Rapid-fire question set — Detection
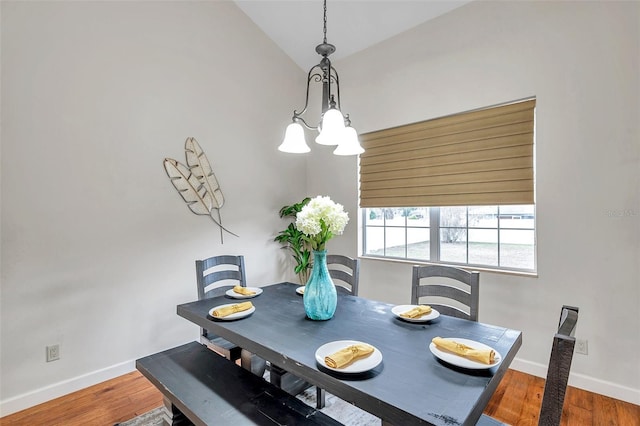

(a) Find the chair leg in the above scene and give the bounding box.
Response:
[316,386,326,409]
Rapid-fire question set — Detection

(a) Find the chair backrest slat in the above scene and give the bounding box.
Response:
[416,283,472,305]
[202,270,243,287]
[326,254,359,296]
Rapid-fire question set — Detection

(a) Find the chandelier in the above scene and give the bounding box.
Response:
[278,0,364,156]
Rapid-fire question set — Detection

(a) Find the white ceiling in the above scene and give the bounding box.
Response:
[234,0,473,70]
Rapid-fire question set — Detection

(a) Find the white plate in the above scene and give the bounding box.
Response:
[315,340,383,373]
[225,287,263,299]
[391,305,440,322]
[208,303,256,321]
[296,286,305,295]
[429,338,502,369]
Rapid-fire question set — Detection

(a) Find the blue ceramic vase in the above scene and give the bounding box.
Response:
[303,250,337,320]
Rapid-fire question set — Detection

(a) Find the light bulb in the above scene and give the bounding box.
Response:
[333,126,364,156]
[278,122,310,153]
[315,108,346,146]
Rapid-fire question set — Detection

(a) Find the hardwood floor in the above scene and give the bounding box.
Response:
[0,371,163,426]
[484,370,640,425]
[2,369,638,425]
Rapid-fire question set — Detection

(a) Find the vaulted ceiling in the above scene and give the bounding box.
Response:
[234,0,473,70]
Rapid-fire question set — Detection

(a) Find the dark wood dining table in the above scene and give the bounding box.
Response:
[177,282,522,426]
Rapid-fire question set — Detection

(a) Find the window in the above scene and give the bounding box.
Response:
[362,205,535,272]
[358,98,536,273]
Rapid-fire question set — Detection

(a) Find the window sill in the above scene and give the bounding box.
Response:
[359,255,539,278]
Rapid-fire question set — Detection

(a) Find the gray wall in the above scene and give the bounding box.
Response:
[316,0,640,404]
[1,1,308,414]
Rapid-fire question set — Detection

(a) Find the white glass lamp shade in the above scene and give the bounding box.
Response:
[315,108,346,146]
[278,122,310,153]
[333,126,364,156]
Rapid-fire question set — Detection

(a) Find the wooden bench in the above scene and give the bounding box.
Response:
[136,341,343,425]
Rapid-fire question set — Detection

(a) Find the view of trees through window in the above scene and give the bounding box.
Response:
[363,205,536,272]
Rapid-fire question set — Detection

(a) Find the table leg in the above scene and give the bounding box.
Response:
[162,396,190,425]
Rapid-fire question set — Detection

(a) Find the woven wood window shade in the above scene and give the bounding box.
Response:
[359,99,535,208]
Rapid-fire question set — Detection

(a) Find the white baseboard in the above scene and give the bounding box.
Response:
[510,357,640,406]
[0,360,136,417]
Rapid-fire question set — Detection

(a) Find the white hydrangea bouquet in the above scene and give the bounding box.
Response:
[295,196,349,251]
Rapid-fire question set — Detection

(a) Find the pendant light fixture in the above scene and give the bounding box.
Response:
[278,0,364,156]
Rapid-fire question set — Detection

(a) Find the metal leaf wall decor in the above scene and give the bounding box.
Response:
[163,137,237,243]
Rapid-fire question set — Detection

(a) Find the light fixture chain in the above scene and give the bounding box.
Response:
[323,0,327,44]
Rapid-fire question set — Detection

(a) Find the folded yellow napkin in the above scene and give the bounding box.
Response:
[212,302,253,318]
[233,285,256,295]
[400,305,432,318]
[324,344,374,369]
[432,337,495,364]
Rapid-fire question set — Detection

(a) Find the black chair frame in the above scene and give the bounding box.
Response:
[411,264,480,321]
[196,255,247,361]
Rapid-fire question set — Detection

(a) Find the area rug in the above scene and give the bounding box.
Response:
[114,407,165,426]
[116,387,380,425]
[297,386,380,425]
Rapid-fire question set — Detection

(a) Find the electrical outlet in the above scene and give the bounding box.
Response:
[575,339,588,355]
[46,344,60,362]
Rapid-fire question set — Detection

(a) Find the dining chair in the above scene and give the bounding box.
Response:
[477,305,579,426]
[411,264,480,321]
[196,255,266,376]
[327,254,360,296]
